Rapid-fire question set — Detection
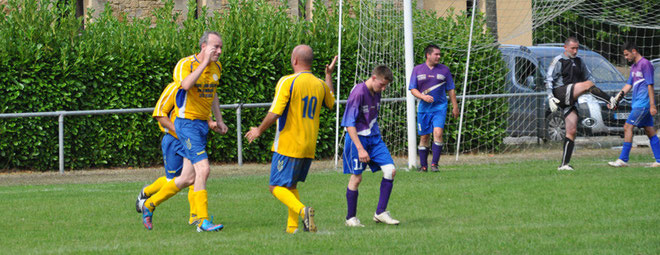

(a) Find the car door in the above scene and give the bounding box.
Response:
[507,53,541,136]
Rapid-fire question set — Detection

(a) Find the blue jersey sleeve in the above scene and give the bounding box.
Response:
[341,88,362,128]
[408,69,418,90]
[445,72,455,91]
[643,62,654,86]
[627,74,633,86]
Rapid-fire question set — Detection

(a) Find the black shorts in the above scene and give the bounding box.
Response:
[552,84,577,116]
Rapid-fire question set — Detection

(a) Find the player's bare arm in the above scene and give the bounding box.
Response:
[346,126,370,163]
[212,93,228,134]
[325,56,338,92]
[448,89,459,118]
[180,46,215,91]
[245,112,280,143]
[410,88,434,103]
[154,116,175,132]
[207,119,218,131]
[649,85,657,115]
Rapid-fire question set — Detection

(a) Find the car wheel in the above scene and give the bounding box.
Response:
[545,111,565,141]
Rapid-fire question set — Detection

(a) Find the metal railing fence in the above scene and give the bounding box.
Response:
[0,92,547,173]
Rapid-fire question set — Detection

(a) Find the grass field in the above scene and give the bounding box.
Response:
[1,152,660,254]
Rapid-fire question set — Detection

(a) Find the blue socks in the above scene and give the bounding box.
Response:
[619,142,632,162]
[650,135,660,163]
[376,178,393,215]
[432,142,443,165]
[418,146,428,169]
[619,136,660,163]
[346,188,358,220]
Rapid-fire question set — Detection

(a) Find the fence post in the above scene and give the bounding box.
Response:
[236,104,243,166]
[58,113,64,174]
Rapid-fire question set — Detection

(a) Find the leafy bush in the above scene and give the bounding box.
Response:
[0,0,504,170]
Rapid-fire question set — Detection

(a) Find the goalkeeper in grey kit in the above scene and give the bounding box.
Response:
[545,37,620,171]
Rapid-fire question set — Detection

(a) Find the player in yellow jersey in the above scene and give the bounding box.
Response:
[135,82,221,227]
[141,31,228,232]
[245,45,337,234]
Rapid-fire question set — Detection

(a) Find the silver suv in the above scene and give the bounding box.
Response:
[499,44,659,141]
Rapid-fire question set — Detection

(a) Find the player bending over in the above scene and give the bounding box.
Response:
[342,65,400,227]
[608,42,660,167]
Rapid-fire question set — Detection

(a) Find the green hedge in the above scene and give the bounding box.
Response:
[0,0,506,170]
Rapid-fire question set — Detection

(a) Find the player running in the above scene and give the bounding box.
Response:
[141,31,228,232]
[245,45,337,234]
[135,81,222,227]
[343,65,400,227]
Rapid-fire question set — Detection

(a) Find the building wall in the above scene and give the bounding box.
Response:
[493,0,532,46]
[83,0,226,22]
[418,0,533,46]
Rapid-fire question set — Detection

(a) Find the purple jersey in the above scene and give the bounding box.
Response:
[408,63,455,112]
[341,82,381,136]
[627,57,655,109]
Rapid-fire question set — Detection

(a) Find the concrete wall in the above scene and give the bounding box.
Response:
[418,0,533,46]
[80,0,313,22]
[83,0,227,22]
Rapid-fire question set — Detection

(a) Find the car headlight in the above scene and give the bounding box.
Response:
[577,94,598,104]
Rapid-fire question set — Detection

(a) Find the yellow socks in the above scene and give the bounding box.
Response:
[144,178,181,211]
[272,186,305,216]
[285,188,301,234]
[143,176,167,197]
[188,185,196,223]
[194,189,209,220]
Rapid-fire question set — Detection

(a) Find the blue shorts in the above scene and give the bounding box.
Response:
[269,152,312,187]
[174,117,209,164]
[161,134,184,179]
[626,108,654,127]
[417,105,448,136]
[343,134,394,175]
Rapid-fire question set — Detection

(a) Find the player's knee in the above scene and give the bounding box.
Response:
[646,129,657,138]
[566,127,577,136]
[420,134,430,141]
[381,164,395,180]
[179,175,194,186]
[433,128,443,139]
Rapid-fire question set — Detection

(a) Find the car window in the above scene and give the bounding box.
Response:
[581,56,625,83]
[539,55,624,83]
[514,57,537,89]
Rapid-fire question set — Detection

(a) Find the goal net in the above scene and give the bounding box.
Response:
[337,0,660,167]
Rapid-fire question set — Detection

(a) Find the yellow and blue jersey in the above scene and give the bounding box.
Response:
[269,71,335,158]
[153,82,181,139]
[173,55,222,121]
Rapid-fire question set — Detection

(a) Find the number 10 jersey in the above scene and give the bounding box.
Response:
[269,71,335,158]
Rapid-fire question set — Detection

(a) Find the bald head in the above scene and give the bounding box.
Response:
[291,45,314,69]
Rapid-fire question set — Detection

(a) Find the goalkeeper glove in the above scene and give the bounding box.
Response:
[609,91,624,110]
[548,97,560,113]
